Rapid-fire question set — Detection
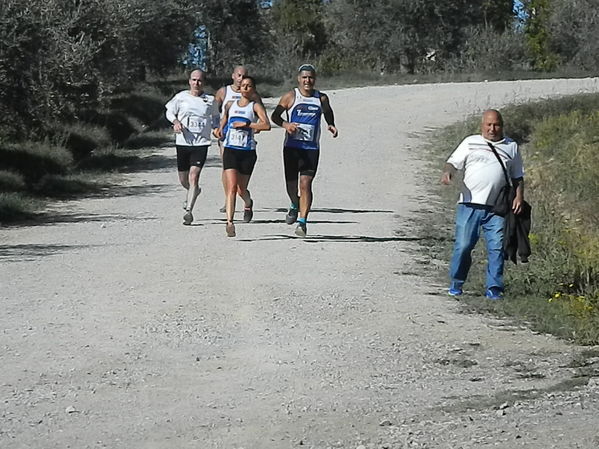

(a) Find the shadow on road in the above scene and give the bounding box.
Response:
[0,243,103,262]
[236,234,424,243]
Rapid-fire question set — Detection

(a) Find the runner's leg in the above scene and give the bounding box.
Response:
[283,147,299,205]
[224,168,238,224]
[298,174,314,220]
[186,165,202,212]
[219,142,227,212]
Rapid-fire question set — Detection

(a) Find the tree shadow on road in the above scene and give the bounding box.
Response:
[0,243,105,262]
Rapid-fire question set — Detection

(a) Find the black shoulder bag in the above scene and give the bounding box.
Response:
[486,142,513,217]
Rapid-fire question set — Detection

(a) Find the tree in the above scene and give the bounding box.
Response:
[192,0,272,74]
[520,0,559,71]
[323,0,515,74]
[271,0,327,59]
[546,0,599,70]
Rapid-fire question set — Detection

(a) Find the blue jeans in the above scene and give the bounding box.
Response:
[449,203,505,292]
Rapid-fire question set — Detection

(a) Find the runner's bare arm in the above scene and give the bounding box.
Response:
[252,103,271,132]
[215,101,232,139]
[215,86,226,112]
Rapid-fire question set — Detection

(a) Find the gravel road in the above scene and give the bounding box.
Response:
[2,78,599,449]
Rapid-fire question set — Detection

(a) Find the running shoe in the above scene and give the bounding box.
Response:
[286,207,298,225]
[448,287,463,297]
[243,199,254,223]
[226,222,236,237]
[183,210,193,225]
[485,288,503,300]
[295,221,307,237]
[219,205,226,213]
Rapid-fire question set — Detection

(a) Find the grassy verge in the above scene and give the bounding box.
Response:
[422,93,599,344]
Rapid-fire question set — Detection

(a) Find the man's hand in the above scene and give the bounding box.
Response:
[173,120,183,133]
[441,163,456,185]
[328,125,338,138]
[512,177,524,215]
[512,197,523,215]
[440,171,452,185]
[283,122,298,135]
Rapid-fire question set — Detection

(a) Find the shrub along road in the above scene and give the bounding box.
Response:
[2,78,599,449]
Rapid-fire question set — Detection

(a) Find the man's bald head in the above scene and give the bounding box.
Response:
[232,66,248,88]
[481,109,504,142]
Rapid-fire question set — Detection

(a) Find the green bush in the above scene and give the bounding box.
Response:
[0,170,26,192]
[54,122,113,160]
[78,110,138,143]
[451,26,530,73]
[0,141,73,183]
[0,192,36,222]
[33,174,101,197]
[110,92,170,126]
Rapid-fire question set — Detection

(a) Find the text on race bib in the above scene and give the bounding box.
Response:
[228,128,250,147]
[293,123,315,141]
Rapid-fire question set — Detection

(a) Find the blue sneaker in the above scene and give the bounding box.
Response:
[485,288,503,300]
[448,287,463,297]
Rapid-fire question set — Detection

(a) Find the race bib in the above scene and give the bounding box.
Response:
[228,128,250,148]
[293,123,315,141]
[187,117,206,133]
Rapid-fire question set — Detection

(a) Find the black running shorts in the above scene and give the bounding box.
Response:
[222,147,257,176]
[283,146,320,181]
[176,145,208,172]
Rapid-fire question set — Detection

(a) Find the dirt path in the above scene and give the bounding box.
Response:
[2,79,599,449]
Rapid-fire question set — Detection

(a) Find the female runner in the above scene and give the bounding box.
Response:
[216,76,271,237]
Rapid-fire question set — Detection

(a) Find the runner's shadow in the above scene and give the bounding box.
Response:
[237,234,423,243]
[269,207,394,214]
[250,219,358,225]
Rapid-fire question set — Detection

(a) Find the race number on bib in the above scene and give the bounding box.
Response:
[293,123,315,141]
[228,128,250,148]
[187,117,206,133]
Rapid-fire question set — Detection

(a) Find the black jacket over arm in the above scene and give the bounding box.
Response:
[503,201,532,264]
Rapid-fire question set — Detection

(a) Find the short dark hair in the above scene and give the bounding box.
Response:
[297,63,316,74]
[241,75,256,86]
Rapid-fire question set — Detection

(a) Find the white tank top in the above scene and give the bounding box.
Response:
[221,85,242,118]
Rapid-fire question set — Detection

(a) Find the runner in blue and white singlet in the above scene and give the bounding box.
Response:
[223,100,256,151]
[216,76,271,238]
[215,66,264,213]
[283,88,323,151]
[271,64,339,238]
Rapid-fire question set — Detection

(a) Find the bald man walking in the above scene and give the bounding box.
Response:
[441,109,524,300]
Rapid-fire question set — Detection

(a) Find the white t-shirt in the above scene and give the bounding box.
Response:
[447,134,524,206]
[165,90,219,146]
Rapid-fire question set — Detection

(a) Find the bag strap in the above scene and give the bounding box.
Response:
[486,141,511,186]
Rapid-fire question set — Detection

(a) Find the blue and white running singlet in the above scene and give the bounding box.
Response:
[223,100,256,151]
[284,88,322,151]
